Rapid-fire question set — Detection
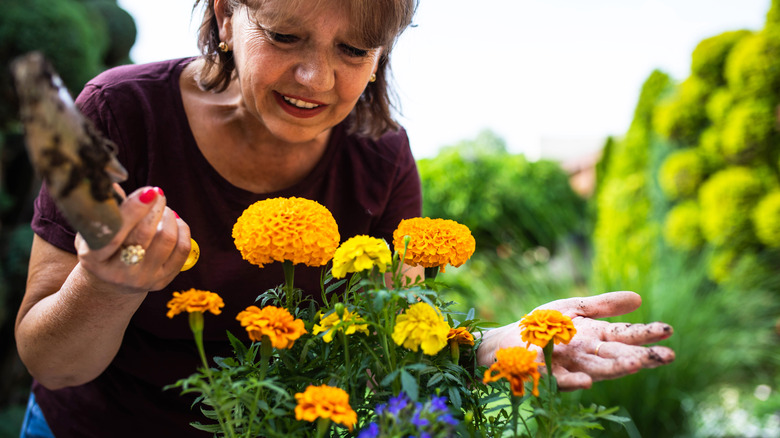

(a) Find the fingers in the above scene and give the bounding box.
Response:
[594,341,675,368]
[552,366,592,391]
[540,291,642,319]
[599,321,674,345]
[75,186,190,292]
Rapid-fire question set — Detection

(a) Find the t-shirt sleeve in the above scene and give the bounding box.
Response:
[370,131,423,243]
[29,83,112,253]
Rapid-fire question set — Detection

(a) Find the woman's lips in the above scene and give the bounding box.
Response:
[273,92,328,118]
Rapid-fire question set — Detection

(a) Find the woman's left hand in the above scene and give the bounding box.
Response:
[476,291,675,391]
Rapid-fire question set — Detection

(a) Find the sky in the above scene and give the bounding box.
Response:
[117,0,772,161]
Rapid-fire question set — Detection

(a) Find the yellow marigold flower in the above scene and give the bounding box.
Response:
[392,302,450,355]
[448,327,475,346]
[392,217,475,272]
[232,197,340,268]
[331,235,392,278]
[294,384,357,432]
[312,309,369,343]
[519,309,577,349]
[166,289,224,318]
[483,346,543,397]
[235,305,307,349]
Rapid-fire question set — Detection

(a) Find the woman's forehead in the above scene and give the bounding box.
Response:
[246,0,392,47]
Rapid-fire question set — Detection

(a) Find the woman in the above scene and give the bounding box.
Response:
[16,0,674,436]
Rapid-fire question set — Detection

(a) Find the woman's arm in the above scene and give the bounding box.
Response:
[15,187,191,389]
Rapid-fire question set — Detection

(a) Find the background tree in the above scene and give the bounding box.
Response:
[0,1,136,433]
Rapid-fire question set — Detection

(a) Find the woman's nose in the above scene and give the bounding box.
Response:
[295,51,335,92]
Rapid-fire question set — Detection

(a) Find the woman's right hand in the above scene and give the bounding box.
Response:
[74,185,192,294]
[16,185,191,389]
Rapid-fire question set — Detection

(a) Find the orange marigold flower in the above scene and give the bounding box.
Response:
[236,305,307,349]
[519,309,577,349]
[447,327,475,346]
[166,289,224,318]
[392,217,475,272]
[483,346,544,397]
[232,197,340,268]
[294,384,357,432]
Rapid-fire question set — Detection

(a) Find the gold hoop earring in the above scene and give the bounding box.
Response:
[218,41,230,52]
[369,73,377,83]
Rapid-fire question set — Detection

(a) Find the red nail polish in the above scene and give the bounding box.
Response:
[173,210,180,219]
[155,187,165,197]
[139,188,157,204]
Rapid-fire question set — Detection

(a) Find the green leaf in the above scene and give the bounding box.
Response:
[400,370,418,401]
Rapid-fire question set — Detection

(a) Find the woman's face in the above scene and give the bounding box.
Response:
[217,0,382,144]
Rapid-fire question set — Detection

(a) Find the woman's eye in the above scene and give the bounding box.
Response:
[268,32,299,44]
[340,44,369,58]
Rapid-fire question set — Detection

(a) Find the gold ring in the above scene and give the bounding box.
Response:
[120,244,145,265]
[594,341,605,357]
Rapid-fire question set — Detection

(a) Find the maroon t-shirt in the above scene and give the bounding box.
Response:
[30,58,422,437]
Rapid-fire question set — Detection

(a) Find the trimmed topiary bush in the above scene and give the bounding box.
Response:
[653,76,711,146]
[658,149,707,200]
[753,190,780,247]
[725,27,780,102]
[691,30,752,87]
[720,98,777,164]
[663,201,704,250]
[699,167,765,247]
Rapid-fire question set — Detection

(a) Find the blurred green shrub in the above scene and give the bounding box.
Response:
[725,27,780,102]
[753,190,780,247]
[698,166,765,247]
[720,98,777,164]
[659,149,706,200]
[663,200,703,251]
[691,30,752,87]
[418,129,586,256]
[654,76,710,146]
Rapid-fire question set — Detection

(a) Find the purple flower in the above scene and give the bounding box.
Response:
[357,422,379,438]
[387,393,410,415]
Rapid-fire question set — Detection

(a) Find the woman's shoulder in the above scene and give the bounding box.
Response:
[85,57,195,90]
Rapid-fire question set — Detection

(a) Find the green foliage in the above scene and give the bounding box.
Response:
[698,166,765,247]
[418,130,586,256]
[0,0,137,128]
[725,27,780,103]
[691,30,752,87]
[663,201,703,251]
[658,149,706,200]
[720,98,777,164]
[580,248,780,437]
[76,0,138,66]
[753,190,780,247]
[704,87,733,125]
[653,77,711,146]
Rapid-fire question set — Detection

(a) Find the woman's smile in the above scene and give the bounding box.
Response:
[273,91,328,118]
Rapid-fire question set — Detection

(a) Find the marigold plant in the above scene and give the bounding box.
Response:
[391,302,450,355]
[236,305,307,349]
[312,308,369,343]
[331,235,392,279]
[166,289,224,318]
[447,327,475,346]
[294,384,357,432]
[392,217,475,272]
[232,197,340,268]
[483,346,544,397]
[519,309,577,349]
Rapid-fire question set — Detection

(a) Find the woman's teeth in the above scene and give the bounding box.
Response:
[283,96,320,109]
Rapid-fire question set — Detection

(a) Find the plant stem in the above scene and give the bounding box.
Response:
[283,260,295,312]
[189,311,237,438]
[511,394,520,437]
[260,336,272,381]
[543,343,555,438]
